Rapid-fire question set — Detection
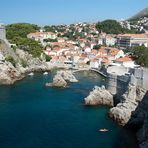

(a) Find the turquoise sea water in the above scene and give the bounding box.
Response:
[0,71,137,148]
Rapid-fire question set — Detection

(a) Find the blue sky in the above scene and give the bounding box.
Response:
[0,0,147,25]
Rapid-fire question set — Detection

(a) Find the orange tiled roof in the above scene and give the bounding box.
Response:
[118,34,147,38]
[101,58,110,64]
[115,56,134,62]
[52,56,59,61]
[91,49,98,54]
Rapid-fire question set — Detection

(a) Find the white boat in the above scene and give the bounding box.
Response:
[98,128,109,132]
[43,72,48,75]
[28,72,34,76]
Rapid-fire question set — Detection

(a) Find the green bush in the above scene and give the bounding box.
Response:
[45,55,52,62]
[5,56,16,67]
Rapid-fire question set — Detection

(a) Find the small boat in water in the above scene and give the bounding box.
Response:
[99,128,109,132]
[28,72,34,76]
[43,72,48,75]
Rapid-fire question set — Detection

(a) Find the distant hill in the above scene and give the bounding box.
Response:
[128,7,148,21]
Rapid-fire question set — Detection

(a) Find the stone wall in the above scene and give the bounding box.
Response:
[133,68,148,90]
[106,67,148,98]
[106,73,130,98]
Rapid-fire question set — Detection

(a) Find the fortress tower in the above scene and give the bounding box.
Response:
[0,24,6,41]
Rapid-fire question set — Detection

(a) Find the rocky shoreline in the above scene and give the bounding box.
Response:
[0,44,54,85]
[84,85,114,106]
[0,40,148,147]
[46,70,78,87]
[84,82,148,148]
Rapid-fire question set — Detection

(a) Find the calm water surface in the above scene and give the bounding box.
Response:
[0,71,137,148]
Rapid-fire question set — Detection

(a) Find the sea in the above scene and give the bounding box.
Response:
[0,71,138,148]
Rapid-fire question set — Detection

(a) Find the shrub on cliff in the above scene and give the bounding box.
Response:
[5,56,16,67]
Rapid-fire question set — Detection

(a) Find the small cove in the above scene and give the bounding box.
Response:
[0,71,138,148]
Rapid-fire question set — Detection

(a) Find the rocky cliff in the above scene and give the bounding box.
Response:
[126,90,148,148]
[83,75,148,147]
[109,84,146,126]
[0,41,52,85]
[84,85,114,106]
[46,70,78,87]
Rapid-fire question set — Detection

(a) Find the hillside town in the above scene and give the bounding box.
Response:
[26,21,148,70]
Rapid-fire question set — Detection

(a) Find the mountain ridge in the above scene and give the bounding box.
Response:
[128,7,148,21]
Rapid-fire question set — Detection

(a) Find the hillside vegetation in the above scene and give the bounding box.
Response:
[6,23,43,57]
[96,20,141,34]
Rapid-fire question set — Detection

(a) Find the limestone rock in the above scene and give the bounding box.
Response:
[0,62,23,85]
[46,70,78,88]
[56,71,78,83]
[84,86,114,106]
[109,84,146,126]
[46,75,67,88]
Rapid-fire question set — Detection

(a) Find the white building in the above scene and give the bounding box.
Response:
[114,56,135,68]
[103,36,116,46]
[27,32,57,41]
[117,34,148,48]
[115,50,125,59]
[84,46,91,53]
[90,60,100,68]
[98,38,103,45]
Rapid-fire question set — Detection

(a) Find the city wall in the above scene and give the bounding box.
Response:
[106,66,148,100]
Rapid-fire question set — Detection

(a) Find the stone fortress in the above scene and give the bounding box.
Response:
[106,66,148,97]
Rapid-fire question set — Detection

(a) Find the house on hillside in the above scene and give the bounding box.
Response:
[113,56,135,68]
[103,36,116,46]
[90,59,101,68]
[27,32,57,41]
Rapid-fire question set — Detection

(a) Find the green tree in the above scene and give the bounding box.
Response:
[6,23,40,41]
[93,45,101,50]
[6,23,43,58]
[133,46,148,67]
[96,19,141,34]
[45,55,52,62]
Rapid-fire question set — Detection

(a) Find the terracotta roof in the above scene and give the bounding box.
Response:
[101,58,110,64]
[52,56,59,61]
[115,56,134,62]
[59,56,66,61]
[98,48,107,54]
[118,34,147,38]
[91,59,98,63]
[91,49,98,54]
[96,55,102,58]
